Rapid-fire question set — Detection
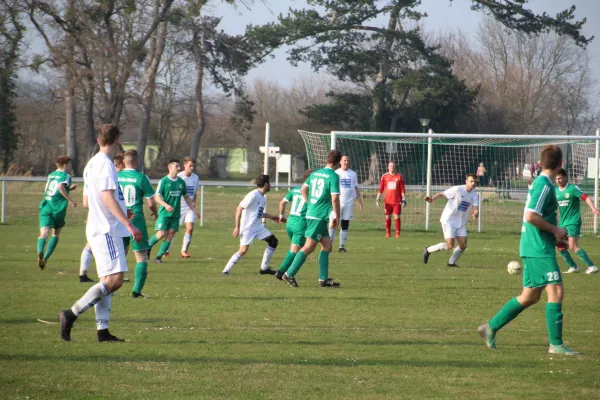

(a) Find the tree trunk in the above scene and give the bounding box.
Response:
[137,15,168,171]
[64,21,79,175]
[371,3,401,131]
[189,23,206,163]
[84,81,96,159]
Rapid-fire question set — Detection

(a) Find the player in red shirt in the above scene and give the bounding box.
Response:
[377,162,406,238]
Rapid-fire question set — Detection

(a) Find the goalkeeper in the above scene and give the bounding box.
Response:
[376,162,406,238]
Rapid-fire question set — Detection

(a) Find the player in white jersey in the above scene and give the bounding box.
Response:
[221,175,283,275]
[423,173,479,268]
[79,155,125,283]
[58,125,141,342]
[177,157,200,258]
[329,155,363,252]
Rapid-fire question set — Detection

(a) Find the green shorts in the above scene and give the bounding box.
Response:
[39,207,66,230]
[304,218,329,242]
[130,214,149,251]
[522,257,562,288]
[286,218,307,247]
[155,215,179,233]
[561,224,581,238]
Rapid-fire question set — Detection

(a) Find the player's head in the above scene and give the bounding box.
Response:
[388,162,396,174]
[256,174,270,192]
[167,159,181,175]
[97,124,120,147]
[183,157,195,175]
[340,155,350,170]
[556,168,568,187]
[303,169,313,181]
[465,173,477,191]
[540,145,562,176]
[113,153,125,172]
[123,149,138,169]
[327,150,342,169]
[55,155,72,172]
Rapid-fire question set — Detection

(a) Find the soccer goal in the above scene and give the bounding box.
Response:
[298,129,600,235]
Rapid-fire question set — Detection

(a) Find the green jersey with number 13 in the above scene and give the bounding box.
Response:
[304,167,340,222]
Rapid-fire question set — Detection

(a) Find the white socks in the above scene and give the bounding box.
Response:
[340,230,348,247]
[329,228,337,242]
[223,253,242,274]
[71,281,110,317]
[448,247,464,264]
[182,233,192,252]
[427,243,448,253]
[80,246,93,275]
[94,294,111,330]
[261,246,276,271]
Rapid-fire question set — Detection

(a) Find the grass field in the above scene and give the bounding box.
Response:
[1,183,599,399]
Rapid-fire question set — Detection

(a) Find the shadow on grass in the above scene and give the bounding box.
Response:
[0,352,536,369]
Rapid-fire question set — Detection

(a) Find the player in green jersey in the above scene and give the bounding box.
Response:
[148,159,200,264]
[37,155,78,269]
[118,150,170,297]
[555,168,600,274]
[478,145,581,356]
[275,169,313,279]
[281,150,342,288]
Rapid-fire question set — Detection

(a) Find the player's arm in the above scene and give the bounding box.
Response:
[154,193,173,213]
[578,192,600,216]
[232,205,244,237]
[100,190,141,241]
[376,176,385,206]
[57,183,77,207]
[424,192,445,203]
[300,183,309,204]
[330,193,340,228]
[183,195,200,217]
[146,197,158,219]
[82,195,88,208]
[471,206,479,219]
[525,211,566,242]
[354,185,363,210]
[279,195,291,222]
[400,175,406,206]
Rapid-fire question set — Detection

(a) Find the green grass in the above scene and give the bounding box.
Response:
[1,183,599,399]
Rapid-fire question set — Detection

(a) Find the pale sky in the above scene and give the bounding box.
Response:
[213,0,600,89]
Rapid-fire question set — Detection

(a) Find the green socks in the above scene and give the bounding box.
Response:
[156,241,171,258]
[37,238,46,254]
[318,250,330,281]
[286,251,307,277]
[148,235,158,248]
[559,250,578,269]
[546,302,563,346]
[133,262,148,294]
[576,249,594,267]
[44,236,59,261]
[278,250,297,273]
[489,297,525,332]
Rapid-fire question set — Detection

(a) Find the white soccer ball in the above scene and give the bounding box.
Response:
[507,261,522,275]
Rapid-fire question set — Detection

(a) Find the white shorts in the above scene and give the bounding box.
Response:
[88,233,128,278]
[179,209,197,225]
[442,223,467,239]
[340,203,354,221]
[240,225,272,246]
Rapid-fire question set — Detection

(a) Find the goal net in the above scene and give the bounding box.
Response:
[298,130,600,236]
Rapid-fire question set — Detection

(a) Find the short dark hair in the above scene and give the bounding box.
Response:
[113,153,124,167]
[124,149,138,165]
[303,169,313,181]
[256,174,270,188]
[55,155,71,167]
[557,168,567,178]
[466,173,477,181]
[168,159,180,166]
[327,150,342,165]
[540,145,562,170]
[98,124,120,146]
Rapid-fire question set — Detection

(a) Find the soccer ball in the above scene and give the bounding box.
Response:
[507,261,522,275]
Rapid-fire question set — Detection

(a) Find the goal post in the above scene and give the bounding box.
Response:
[298,129,600,236]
